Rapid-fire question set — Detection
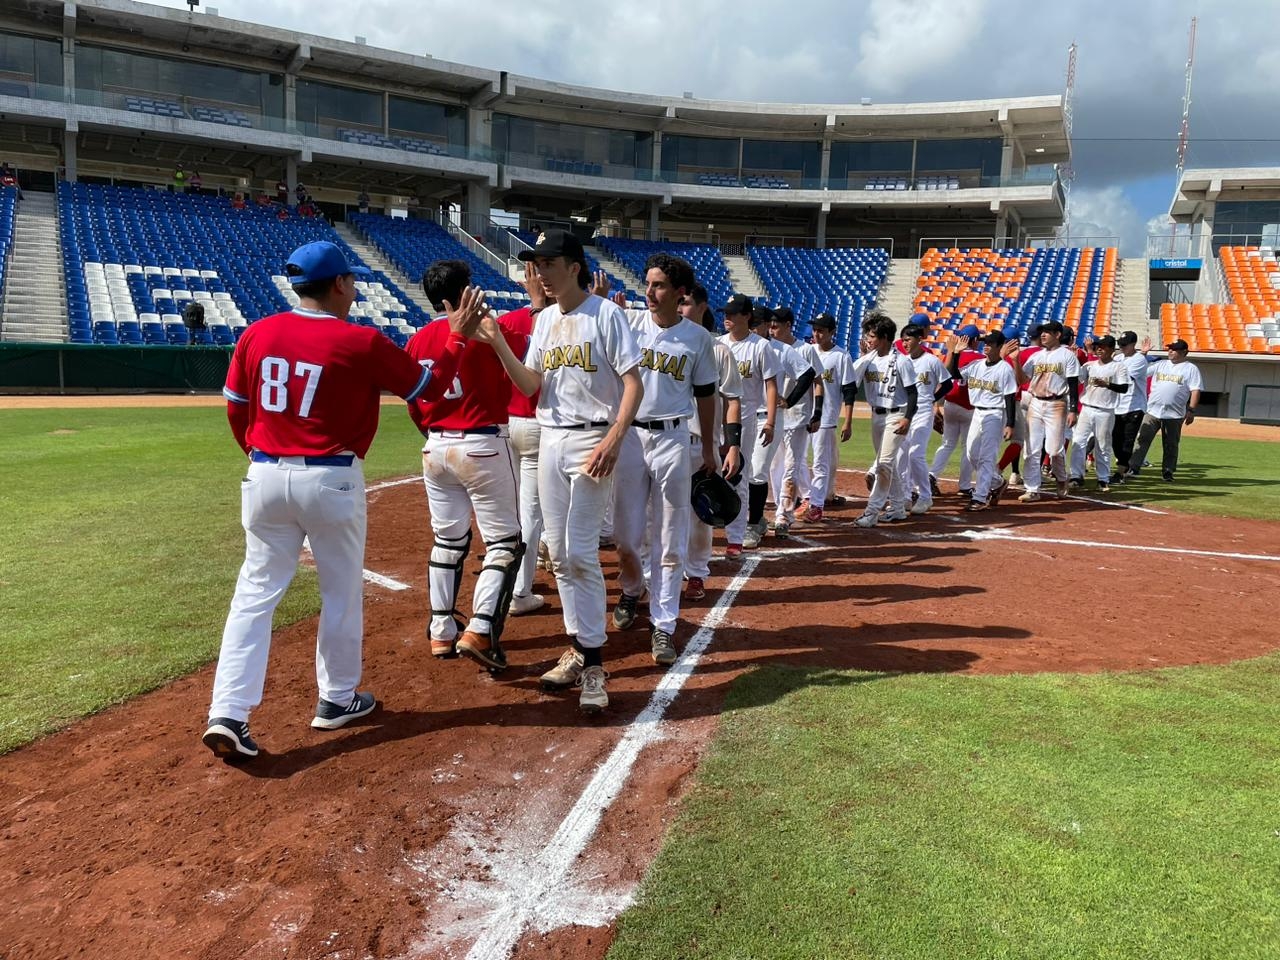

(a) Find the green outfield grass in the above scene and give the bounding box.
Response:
[0,405,425,753]
[609,658,1280,960]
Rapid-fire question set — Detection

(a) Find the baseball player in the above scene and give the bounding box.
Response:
[1067,334,1130,491]
[930,324,982,498]
[1127,338,1202,482]
[741,305,799,548]
[898,318,952,514]
[406,259,531,673]
[680,286,743,600]
[766,306,822,536]
[944,329,1019,510]
[475,229,642,714]
[608,255,722,664]
[719,295,778,558]
[852,313,919,527]
[203,240,478,760]
[803,312,857,521]
[1110,332,1152,483]
[1016,319,1080,502]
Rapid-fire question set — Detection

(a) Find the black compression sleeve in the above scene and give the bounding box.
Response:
[841,382,858,405]
[783,368,816,409]
[1004,393,1017,427]
[904,383,919,421]
[811,394,823,420]
[693,381,716,398]
[1106,381,1130,393]
[724,421,742,446]
[1067,377,1080,413]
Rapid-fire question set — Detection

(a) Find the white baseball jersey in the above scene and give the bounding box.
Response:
[1146,359,1203,419]
[1114,352,1150,414]
[1022,345,1081,398]
[624,310,718,420]
[958,357,1018,409]
[528,294,642,427]
[814,345,857,429]
[907,351,950,421]
[772,338,820,429]
[691,340,742,440]
[1079,358,1131,412]
[854,349,918,409]
[720,331,778,417]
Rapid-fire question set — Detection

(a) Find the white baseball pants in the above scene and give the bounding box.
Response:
[1024,397,1069,493]
[422,429,520,641]
[930,403,973,489]
[750,411,778,486]
[1070,406,1115,483]
[210,456,366,723]
[902,412,936,500]
[614,423,693,634]
[808,426,838,508]
[508,416,543,598]
[538,425,614,649]
[966,407,1005,501]
[866,412,908,515]
[687,432,717,578]
[773,425,811,524]
[725,411,759,546]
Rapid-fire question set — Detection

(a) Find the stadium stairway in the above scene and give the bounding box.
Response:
[722,253,767,299]
[1115,258,1157,342]
[876,259,919,323]
[333,222,435,317]
[0,191,68,343]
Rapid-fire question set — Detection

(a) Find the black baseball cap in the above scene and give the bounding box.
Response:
[980,330,1007,347]
[1038,320,1065,335]
[750,305,774,327]
[1117,331,1138,347]
[517,228,586,264]
[1167,338,1190,351]
[810,312,836,330]
[723,293,753,316]
[1093,334,1117,349]
[771,306,795,326]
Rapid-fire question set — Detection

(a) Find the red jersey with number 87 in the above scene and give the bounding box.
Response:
[405,316,528,432]
[224,308,440,458]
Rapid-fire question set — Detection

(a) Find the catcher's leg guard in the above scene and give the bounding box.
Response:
[465,534,525,672]
[428,529,472,657]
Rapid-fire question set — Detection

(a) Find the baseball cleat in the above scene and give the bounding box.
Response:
[880,507,910,522]
[742,522,765,549]
[684,576,706,601]
[1017,491,1041,503]
[801,505,824,522]
[1055,480,1070,498]
[1097,481,1111,492]
[578,665,609,714]
[989,478,1009,506]
[202,718,258,760]
[965,498,990,512]
[929,474,941,497]
[612,591,640,630]
[909,498,932,515]
[1069,477,1084,490]
[853,510,878,528]
[958,488,973,498]
[650,627,678,666]
[540,647,585,690]
[1008,473,1023,487]
[829,494,847,506]
[864,471,875,492]
[509,593,546,616]
[1162,471,1175,482]
[311,691,377,730]
[430,637,459,659]
[457,631,508,671]
[725,543,743,559]
[775,520,791,538]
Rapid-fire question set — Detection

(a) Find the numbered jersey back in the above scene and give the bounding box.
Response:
[225,308,425,458]
[405,316,527,432]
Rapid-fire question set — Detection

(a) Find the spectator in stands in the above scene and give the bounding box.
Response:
[295,181,307,205]
[357,189,370,214]
[276,178,289,204]
[182,300,206,344]
[231,191,247,210]
[276,204,290,222]
[0,162,20,199]
[298,196,318,218]
[188,170,203,194]
[173,167,186,193]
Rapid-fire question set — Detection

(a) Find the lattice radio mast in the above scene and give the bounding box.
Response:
[1171,17,1198,252]
[1057,42,1078,241]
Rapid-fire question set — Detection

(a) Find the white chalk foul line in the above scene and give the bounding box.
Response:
[366,475,421,493]
[300,537,412,592]
[959,527,1280,563]
[464,553,764,960]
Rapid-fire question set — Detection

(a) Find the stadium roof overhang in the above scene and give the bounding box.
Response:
[1171,167,1280,220]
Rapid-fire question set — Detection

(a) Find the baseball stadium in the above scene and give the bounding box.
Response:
[2,1,1279,958]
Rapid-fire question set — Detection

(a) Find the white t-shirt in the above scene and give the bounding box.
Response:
[1080,358,1131,413]
[1146,359,1203,419]
[528,294,642,428]
[719,331,778,418]
[907,351,951,424]
[815,345,857,429]
[624,310,718,421]
[1022,344,1081,398]
[773,338,820,429]
[854,349,918,410]
[1114,352,1150,415]
[959,357,1018,410]
[691,340,743,440]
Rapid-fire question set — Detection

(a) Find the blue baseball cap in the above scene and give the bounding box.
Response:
[908,312,932,327]
[285,241,371,285]
[958,324,981,338]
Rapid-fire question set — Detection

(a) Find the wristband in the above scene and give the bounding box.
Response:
[724,422,743,447]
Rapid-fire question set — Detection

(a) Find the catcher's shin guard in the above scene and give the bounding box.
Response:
[467,534,525,672]
[428,528,472,653]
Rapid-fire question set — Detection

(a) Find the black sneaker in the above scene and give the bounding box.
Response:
[1069,477,1084,490]
[1097,481,1111,492]
[203,717,259,760]
[1162,471,1174,482]
[612,592,640,630]
[651,626,677,666]
[311,691,377,730]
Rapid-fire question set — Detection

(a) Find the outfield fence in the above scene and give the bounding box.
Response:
[1240,384,1280,425]
[0,343,231,393]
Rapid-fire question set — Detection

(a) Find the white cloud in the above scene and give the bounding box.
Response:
[1067,185,1157,256]
[856,0,991,93]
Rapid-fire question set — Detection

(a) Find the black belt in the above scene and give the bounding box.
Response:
[633,418,685,431]
[974,406,1004,411]
[1032,393,1067,401]
[251,450,355,467]
[428,425,500,435]
[559,420,609,430]
[1082,403,1111,412]
[871,406,902,415]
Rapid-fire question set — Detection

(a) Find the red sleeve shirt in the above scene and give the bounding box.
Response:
[405,315,528,432]
[944,349,985,409]
[223,308,432,458]
[502,308,541,419]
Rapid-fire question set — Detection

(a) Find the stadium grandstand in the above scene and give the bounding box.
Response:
[0,0,1274,417]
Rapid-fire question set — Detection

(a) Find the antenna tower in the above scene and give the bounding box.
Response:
[1169,17,1197,252]
[1057,42,1077,241]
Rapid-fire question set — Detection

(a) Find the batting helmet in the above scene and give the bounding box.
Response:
[691,468,741,529]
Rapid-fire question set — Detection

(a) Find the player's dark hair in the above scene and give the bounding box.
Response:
[689,282,708,305]
[644,253,696,294]
[423,259,472,312]
[286,263,344,301]
[865,311,896,341]
[751,305,774,327]
[902,322,926,339]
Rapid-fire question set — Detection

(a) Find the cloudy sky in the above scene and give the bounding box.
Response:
[159,0,1280,254]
